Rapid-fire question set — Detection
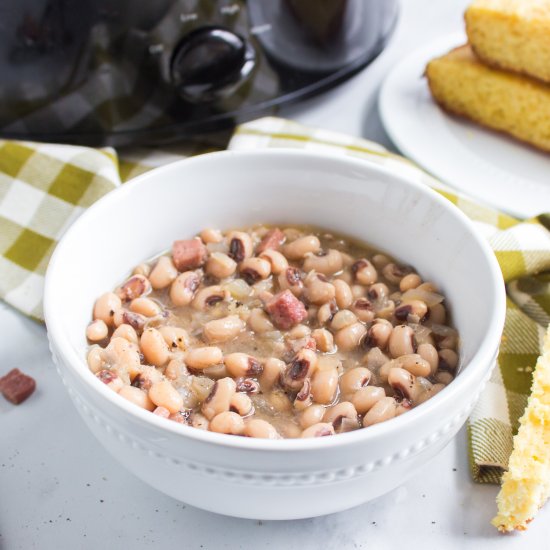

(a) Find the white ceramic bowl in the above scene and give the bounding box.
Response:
[44,150,505,520]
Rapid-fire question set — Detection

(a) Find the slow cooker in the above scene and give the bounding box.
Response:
[0,0,399,145]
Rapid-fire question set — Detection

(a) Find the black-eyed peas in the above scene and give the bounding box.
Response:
[149,256,178,290]
[303,249,343,275]
[88,225,459,437]
[86,319,108,342]
[93,292,121,327]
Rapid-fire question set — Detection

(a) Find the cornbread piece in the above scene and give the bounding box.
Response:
[426,45,550,152]
[0,368,36,404]
[465,0,550,83]
[492,323,550,532]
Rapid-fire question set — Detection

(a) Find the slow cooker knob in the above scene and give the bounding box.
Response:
[170,27,255,103]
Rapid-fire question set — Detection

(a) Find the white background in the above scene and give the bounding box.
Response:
[2,0,549,548]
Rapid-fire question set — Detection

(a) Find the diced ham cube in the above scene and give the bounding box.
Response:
[172,238,207,271]
[0,368,36,404]
[264,290,308,330]
[256,228,285,254]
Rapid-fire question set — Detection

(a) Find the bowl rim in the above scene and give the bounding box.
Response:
[44,149,506,452]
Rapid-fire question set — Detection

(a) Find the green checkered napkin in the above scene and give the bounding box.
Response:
[1,117,549,484]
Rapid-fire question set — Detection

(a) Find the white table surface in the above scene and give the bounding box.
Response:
[2,1,549,548]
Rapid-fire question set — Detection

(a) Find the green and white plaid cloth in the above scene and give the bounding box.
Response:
[1,116,549,484]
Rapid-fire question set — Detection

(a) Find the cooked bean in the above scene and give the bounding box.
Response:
[230,392,253,416]
[303,249,343,276]
[117,275,151,302]
[305,272,335,305]
[434,370,453,385]
[239,257,271,284]
[351,298,375,322]
[192,413,210,430]
[192,285,228,310]
[350,285,366,300]
[119,385,155,411]
[202,364,228,379]
[227,231,253,262]
[299,404,326,429]
[388,325,416,358]
[372,254,391,269]
[317,300,337,325]
[367,283,389,303]
[417,343,439,375]
[288,324,311,342]
[394,353,431,377]
[86,319,108,342]
[206,252,237,279]
[330,309,357,331]
[133,263,151,277]
[130,297,161,317]
[200,228,223,244]
[375,300,396,320]
[417,281,439,293]
[140,328,170,367]
[301,422,335,438]
[363,346,389,370]
[312,328,334,352]
[104,337,142,381]
[395,300,428,322]
[362,319,393,351]
[224,353,263,378]
[352,386,386,414]
[278,267,304,296]
[248,308,275,333]
[334,322,367,351]
[438,333,458,351]
[332,279,353,309]
[186,347,223,370]
[439,349,459,371]
[294,378,313,411]
[96,369,124,392]
[244,418,280,439]
[132,365,163,391]
[382,263,412,285]
[235,377,260,394]
[323,401,359,432]
[93,292,121,327]
[266,389,293,413]
[259,357,285,390]
[164,359,187,381]
[171,271,201,307]
[363,396,397,427]
[148,380,184,414]
[339,367,372,398]
[204,315,245,343]
[149,256,178,290]
[153,406,170,418]
[387,367,422,402]
[209,411,245,435]
[352,259,378,285]
[202,377,236,420]
[283,235,321,260]
[259,249,288,275]
[429,303,446,325]
[281,348,318,391]
[400,273,422,292]
[87,347,106,374]
[112,324,139,344]
[311,366,339,405]
[158,326,189,352]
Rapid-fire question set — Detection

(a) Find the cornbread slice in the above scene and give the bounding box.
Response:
[492,323,550,532]
[426,45,550,152]
[465,0,550,83]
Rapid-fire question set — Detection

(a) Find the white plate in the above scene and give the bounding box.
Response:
[379,32,550,218]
